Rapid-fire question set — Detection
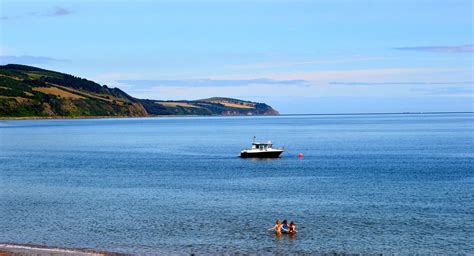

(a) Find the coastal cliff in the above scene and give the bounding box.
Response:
[0,64,279,118]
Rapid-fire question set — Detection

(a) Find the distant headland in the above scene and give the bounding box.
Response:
[0,64,279,119]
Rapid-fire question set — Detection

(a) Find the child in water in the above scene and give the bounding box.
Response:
[289,221,296,234]
[281,219,289,233]
[271,219,282,234]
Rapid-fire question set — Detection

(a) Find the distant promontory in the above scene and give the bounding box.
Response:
[0,64,279,118]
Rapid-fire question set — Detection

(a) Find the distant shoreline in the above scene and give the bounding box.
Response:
[281,111,474,116]
[0,111,472,121]
[0,115,181,121]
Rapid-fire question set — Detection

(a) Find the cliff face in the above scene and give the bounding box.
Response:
[0,64,279,118]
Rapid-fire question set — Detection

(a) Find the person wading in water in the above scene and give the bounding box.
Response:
[270,219,282,235]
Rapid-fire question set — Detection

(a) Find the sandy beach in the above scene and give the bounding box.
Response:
[0,244,124,256]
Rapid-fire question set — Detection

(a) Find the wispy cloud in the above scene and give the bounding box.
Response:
[95,67,472,101]
[1,6,73,20]
[411,86,473,96]
[394,45,474,53]
[229,57,384,69]
[213,67,461,81]
[0,55,66,65]
[49,7,73,17]
[330,81,474,86]
[118,78,309,88]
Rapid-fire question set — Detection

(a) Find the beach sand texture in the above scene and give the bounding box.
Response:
[0,244,124,256]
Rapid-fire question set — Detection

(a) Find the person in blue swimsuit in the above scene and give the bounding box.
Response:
[281,219,289,233]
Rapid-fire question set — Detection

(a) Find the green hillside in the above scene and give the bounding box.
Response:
[150,97,278,116]
[0,64,279,118]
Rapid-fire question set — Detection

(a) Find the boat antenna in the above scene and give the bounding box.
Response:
[253,136,256,143]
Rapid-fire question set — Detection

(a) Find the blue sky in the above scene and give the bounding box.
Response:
[1,0,472,114]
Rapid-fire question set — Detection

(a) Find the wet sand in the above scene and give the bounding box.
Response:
[0,244,126,256]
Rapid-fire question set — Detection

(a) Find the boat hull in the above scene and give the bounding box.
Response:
[240,151,283,158]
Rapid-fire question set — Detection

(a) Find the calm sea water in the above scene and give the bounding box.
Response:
[1,114,473,254]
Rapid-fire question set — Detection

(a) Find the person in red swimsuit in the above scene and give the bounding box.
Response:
[288,221,296,234]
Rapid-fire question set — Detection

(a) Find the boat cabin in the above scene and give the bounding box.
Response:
[252,142,273,150]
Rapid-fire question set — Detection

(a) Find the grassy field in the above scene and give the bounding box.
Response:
[32,87,85,99]
[157,102,202,108]
[218,102,254,109]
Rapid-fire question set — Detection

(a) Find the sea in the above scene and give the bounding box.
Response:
[0,113,473,255]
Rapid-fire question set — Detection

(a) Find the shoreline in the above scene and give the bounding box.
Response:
[0,243,126,256]
[0,111,472,121]
[0,115,187,121]
[0,113,280,121]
